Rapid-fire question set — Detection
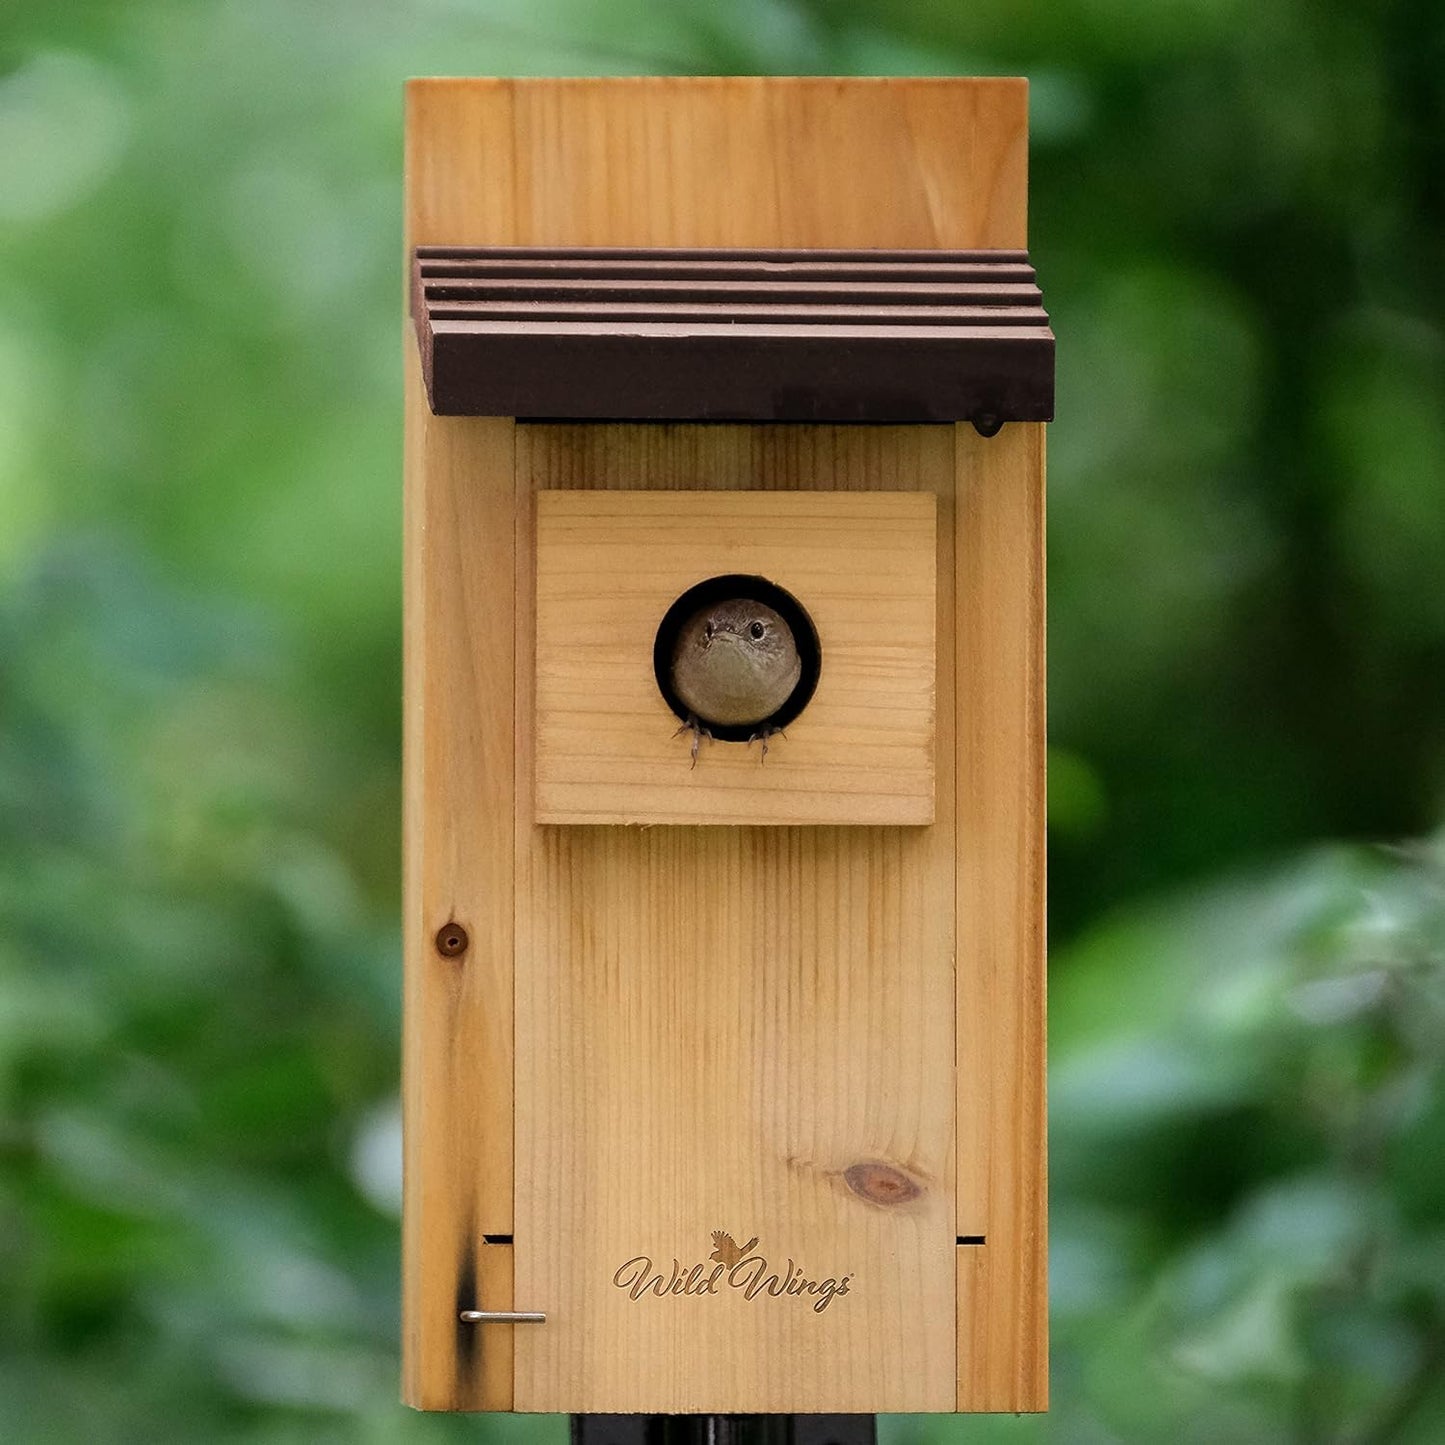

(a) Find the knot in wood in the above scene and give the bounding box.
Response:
[844,1161,924,1207]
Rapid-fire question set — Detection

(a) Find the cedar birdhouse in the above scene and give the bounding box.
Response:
[403,77,1050,1417]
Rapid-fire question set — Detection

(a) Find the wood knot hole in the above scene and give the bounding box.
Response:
[435,922,469,958]
[844,1161,923,1207]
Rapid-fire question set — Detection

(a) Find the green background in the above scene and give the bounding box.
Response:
[2,2,1443,1441]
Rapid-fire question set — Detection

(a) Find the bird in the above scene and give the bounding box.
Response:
[668,598,801,764]
[709,1231,760,1267]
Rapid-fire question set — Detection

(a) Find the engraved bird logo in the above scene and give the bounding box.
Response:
[709,1230,760,1267]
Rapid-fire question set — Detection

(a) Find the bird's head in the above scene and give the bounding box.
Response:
[699,600,792,666]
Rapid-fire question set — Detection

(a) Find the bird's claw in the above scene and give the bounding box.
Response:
[746,726,786,763]
[673,715,712,768]
[673,718,784,767]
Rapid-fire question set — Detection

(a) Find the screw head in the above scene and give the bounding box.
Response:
[435,922,469,958]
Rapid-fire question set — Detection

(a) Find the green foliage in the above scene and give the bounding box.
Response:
[0,0,1442,1440]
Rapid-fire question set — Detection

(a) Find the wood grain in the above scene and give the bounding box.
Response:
[406,76,1027,250]
[533,489,936,826]
[955,422,1048,1411]
[510,78,1026,249]
[514,424,957,1413]
[401,352,516,1408]
[405,79,516,248]
[404,72,519,1413]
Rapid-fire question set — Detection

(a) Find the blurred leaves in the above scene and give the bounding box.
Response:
[1027,840,1445,1443]
[0,52,130,225]
[0,538,440,1438]
[0,0,1442,1440]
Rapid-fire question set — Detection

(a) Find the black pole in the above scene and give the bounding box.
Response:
[572,1415,876,1445]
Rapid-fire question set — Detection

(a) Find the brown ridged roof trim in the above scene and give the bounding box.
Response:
[411,246,1054,426]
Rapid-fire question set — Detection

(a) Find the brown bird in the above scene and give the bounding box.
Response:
[669,598,801,764]
[709,1231,760,1267]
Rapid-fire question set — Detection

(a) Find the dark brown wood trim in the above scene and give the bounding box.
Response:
[411,246,1054,425]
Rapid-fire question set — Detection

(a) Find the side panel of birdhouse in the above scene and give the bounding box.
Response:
[955,421,1048,1412]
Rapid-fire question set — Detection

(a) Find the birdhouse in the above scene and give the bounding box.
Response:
[402,77,1051,1421]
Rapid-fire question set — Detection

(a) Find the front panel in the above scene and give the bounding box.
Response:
[512,424,957,1413]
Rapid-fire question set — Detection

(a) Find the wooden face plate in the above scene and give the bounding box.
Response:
[533,488,937,827]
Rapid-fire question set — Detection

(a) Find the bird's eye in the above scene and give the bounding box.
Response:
[703,621,714,640]
[749,621,766,640]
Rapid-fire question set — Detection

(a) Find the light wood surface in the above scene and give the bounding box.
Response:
[407,76,1026,250]
[403,76,517,1412]
[534,489,936,826]
[514,424,958,1413]
[403,76,1046,1414]
[401,360,516,1408]
[955,423,1048,1410]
